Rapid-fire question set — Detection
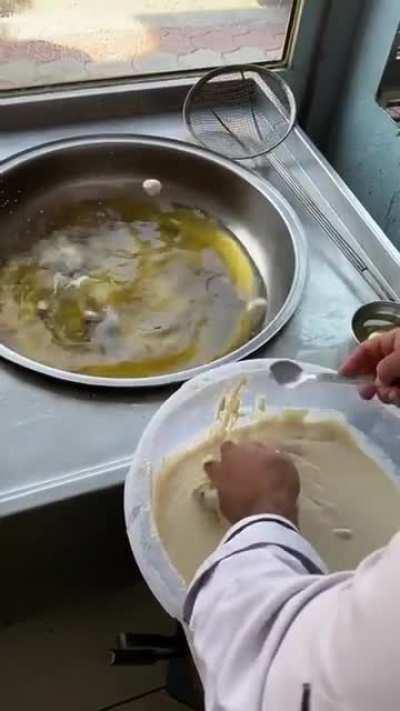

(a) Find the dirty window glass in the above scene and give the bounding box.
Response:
[0,0,296,91]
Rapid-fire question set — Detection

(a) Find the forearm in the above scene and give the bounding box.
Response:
[270,532,400,710]
[185,516,328,711]
[186,521,400,711]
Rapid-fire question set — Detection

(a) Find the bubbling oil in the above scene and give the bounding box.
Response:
[0,198,266,378]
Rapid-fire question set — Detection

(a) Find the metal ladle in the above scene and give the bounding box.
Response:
[270,360,373,389]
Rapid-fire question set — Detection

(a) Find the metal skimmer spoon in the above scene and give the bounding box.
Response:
[270,360,373,389]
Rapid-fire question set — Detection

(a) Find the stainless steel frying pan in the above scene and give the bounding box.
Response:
[0,134,307,387]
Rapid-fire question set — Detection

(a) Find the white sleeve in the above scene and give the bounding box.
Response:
[184,515,330,711]
[185,517,400,711]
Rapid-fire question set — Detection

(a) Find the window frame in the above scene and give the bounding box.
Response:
[0,0,329,131]
[377,24,400,121]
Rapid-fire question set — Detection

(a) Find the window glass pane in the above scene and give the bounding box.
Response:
[0,0,295,91]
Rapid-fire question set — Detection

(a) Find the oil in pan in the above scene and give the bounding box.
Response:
[0,194,266,379]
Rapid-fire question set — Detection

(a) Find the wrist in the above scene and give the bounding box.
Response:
[246,500,298,526]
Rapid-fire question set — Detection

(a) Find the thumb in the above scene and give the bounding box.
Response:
[377,351,400,385]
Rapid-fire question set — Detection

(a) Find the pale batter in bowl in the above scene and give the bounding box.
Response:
[154,410,400,583]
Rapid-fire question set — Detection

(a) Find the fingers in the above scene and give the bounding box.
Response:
[376,385,392,404]
[220,439,293,461]
[221,440,236,457]
[340,329,400,378]
[357,381,400,406]
[377,351,400,386]
[341,329,400,406]
[204,441,236,483]
[388,388,400,406]
[376,384,400,406]
[359,383,377,400]
[340,340,381,377]
[359,379,400,405]
[203,458,220,483]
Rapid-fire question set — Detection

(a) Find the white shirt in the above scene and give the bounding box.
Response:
[185,516,400,710]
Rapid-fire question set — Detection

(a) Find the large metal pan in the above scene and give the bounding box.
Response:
[0,134,307,387]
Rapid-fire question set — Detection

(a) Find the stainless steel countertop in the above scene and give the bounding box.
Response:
[2,108,400,517]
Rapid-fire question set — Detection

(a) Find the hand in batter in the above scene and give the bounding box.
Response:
[204,441,300,526]
[340,328,400,405]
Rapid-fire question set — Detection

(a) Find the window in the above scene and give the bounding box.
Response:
[0,0,297,92]
[377,23,400,123]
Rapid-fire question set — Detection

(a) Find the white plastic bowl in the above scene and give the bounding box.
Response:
[124,359,400,619]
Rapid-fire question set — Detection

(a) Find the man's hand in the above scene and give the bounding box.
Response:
[340,328,400,405]
[204,441,300,526]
